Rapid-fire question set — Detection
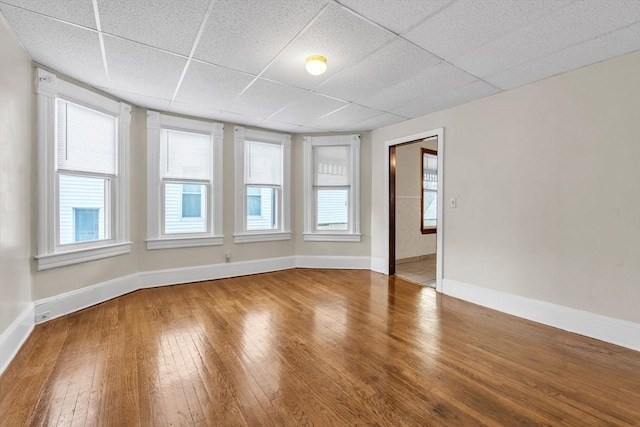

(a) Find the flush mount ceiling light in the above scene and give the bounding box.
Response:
[306,55,327,76]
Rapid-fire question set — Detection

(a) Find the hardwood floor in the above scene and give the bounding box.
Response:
[1,269,639,426]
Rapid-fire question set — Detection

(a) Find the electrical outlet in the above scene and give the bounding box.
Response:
[36,311,51,323]
[449,197,457,208]
[225,252,231,263]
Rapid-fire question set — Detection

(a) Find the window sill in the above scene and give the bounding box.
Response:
[35,242,132,271]
[234,232,292,244]
[303,233,361,242]
[146,236,223,250]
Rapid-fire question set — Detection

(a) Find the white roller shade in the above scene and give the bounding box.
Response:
[245,141,282,185]
[160,129,211,180]
[314,145,350,186]
[56,99,117,175]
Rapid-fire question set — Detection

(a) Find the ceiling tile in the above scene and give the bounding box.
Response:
[357,62,477,115]
[270,92,348,125]
[168,101,226,122]
[98,0,210,56]
[404,0,571,60]
[337,0,451,34]
[308,103,382,130]
[315,38,440,102]
[0,4,107,87]
[173,60,255,111]
[261,2,394,90]
[485,23,640,91]
[104,35,186,99]
[394,80,501,118]
[349,112,406,131]
[450,0,640,78]
[1,0,96,28]
[227,78,309,119]
[293,125,326,133]
[194,0,326,74]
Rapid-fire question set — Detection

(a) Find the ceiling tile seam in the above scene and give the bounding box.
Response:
[227,2,333,109]
[398,0,459,37]
[314,104,351,121]
[169,0,217,104]
[0,2,99,33]
[92,0,110,88]
[0,8,33,60]
[483,21,640,88]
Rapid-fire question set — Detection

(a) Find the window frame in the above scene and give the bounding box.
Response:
[146,111,223,250]
[421,147,438,235]
[303,134,361,242]
[234,126,291,243]
[35,68,131,271]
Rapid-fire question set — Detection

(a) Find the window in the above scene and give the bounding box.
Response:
[147,112,223,249]
[421,148,437,234]
[234,127,291,243]
[35,68,131,270]
[303,135,361,242]
[181,184,203,218]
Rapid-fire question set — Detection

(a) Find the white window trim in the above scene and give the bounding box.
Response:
[234,126,292,244]
[146,111,223,250]
[303,134,361,242]
[35,68,132,270]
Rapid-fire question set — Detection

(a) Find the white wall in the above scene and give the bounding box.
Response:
[395,139,437,259]
[372,52,640,324]
[0,17,33,335]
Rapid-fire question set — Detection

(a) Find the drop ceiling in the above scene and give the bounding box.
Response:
[1,0,638,133]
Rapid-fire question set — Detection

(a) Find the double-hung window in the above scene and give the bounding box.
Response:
[146,112,223,249]
[303,134,361,242]
[234,126,291,243]
[35,68,131,270]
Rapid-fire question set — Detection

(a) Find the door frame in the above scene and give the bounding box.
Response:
[385,128,444,292]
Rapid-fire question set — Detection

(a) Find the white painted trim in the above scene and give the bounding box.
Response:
[139,256,296,288]
[146,236,223,250]
[0,303,34,375]
[234,126,292,237]
[233,232,292,243]
[302,134,361,239]
[442,278,640,351]
[303,233,361,242]
[384,128,444,292]
[35,68,131,270]
[35,242,132,271]
[146,111,224,247]
[36,274,139,323]
[370,257,386,274]
[295,256,370,269]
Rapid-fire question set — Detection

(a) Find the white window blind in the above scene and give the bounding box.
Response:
[160,129,211,180]
[314,145,350,186]
[56,99,117,175]
[245,141,282,185]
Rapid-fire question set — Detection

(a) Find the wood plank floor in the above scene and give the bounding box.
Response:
[1,269,639,426]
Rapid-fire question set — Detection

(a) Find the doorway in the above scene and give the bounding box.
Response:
[386,129,444,291]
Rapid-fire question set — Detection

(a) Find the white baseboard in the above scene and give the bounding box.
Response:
[139,256,296,288]
[295,255,371,269]
[370,257,387,274]
[442,278,640,351]
[36,274,139,323]
[0,303,34,375]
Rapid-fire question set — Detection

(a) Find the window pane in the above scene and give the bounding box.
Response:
[246,186,277,230]
[56,99,117,175]
[164,183,207,234]
[423,190,437,227]
[59,174,107,245]
[316,189,348,231]
[245,141,282,185]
